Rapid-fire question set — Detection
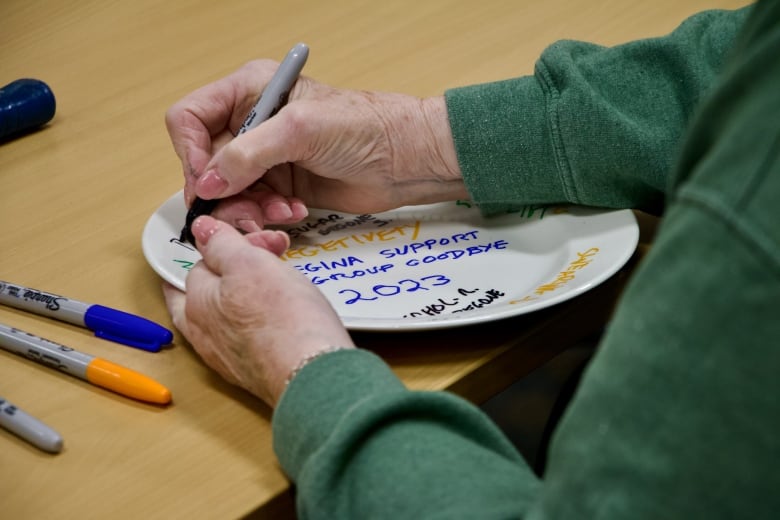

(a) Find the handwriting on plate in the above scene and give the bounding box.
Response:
[511,248,600,303]
[403,288,506,318]
[173,259,196,270]
[338,275,452,305]
[281,222,421,260]
[289,223,511,311]
[169,237,196,251]
[534,247,599,294]
[456,200,564,220]
[286,213,391,239]
[292,229,508,286]
[167,204,591,318]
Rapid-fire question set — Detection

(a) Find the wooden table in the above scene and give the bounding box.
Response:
[0,0,747,517]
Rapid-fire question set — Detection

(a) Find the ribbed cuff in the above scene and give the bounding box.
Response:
[445,75,566,214]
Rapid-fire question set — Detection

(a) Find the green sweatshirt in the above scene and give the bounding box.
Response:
[274,3,780,518]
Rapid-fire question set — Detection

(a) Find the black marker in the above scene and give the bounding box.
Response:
[180,43,310,244]
[180,198,218,243]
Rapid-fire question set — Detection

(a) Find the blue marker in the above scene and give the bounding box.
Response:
[0,280,173,353]
[0,79,56,140]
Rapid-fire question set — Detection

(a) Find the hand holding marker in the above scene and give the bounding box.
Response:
[180,42,309,243]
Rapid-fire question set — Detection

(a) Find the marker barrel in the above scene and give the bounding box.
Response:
[0,323,172,405]
[0,397,63,453]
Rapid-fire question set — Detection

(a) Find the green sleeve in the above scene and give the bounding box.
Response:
[534,6,780,516]
[445,8,749,215]
[533,208,780,518]
[273,349,541,518]
[272,4,780,519]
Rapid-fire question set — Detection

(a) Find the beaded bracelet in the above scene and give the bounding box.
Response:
[285,346,352,386]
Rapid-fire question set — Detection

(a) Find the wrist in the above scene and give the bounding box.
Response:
[386,94,467,205]
[285,346,355,387]
[420,95,463,185]
[265,344,356,406]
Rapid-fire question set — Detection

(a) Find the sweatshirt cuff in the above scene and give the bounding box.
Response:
[445,75,567,214]
[272,349,406,478]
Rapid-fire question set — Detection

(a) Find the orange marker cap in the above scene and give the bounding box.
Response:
[86,357,172,404]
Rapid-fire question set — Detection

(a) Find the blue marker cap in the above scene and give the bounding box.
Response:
[0,79,56,141]
[83,305,174,353]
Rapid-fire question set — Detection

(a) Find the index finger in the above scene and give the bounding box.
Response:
[165,61,279,200]
[165,82,228,154]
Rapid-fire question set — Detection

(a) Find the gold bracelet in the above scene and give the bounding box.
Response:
[285,346,352,386]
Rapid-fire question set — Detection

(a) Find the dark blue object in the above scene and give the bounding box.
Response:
[0,79,56,141]
[84,305,174,353]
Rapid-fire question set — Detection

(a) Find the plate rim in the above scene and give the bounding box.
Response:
[142,191,639,331]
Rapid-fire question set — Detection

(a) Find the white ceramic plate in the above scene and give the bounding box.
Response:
[143,191,638,331]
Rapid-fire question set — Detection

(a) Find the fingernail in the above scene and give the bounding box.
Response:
[192,216,219,245]
[266,202,294,221]
[276,230,291,248]
[197,168,229,198]
[270,231,291,253]
[291,200,309,219]
[237,219,262,234]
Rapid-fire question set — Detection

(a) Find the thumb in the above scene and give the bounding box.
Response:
[194,109,307,199]
[191,216,261,276]
[162,282,188,336]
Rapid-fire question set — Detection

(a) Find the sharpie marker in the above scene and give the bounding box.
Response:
[0,279,173,352]
[0,396,63,454]
[0,323,172,404]
[180,42,310,244]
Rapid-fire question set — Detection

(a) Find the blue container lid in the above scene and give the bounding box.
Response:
[0,79,56,140]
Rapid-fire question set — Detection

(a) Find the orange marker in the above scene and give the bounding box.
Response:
[0,323,171,404]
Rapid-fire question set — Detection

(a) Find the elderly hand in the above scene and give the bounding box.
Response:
[165,59,466,233]
[163,216,355,406]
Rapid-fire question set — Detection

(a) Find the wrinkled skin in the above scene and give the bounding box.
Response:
[165,59,466,232]
[163,59,467,405]
[163,216,355,406]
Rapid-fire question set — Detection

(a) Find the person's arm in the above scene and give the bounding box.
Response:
[273,4,780,518]
[163,215,542,517]
[447,7,750,215]
[165,68,467,229]
[273,349,541,518]
[164,9,748,231]
[531,2,780,516]
[165,5,776,519]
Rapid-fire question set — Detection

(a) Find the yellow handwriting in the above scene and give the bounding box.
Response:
[511,247,600,303]
[533,248,599,295]
[281,222,421,261]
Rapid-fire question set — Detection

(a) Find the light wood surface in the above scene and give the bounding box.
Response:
[0,0,748,518]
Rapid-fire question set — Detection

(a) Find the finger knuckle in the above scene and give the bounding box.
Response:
[224,139,256,172]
